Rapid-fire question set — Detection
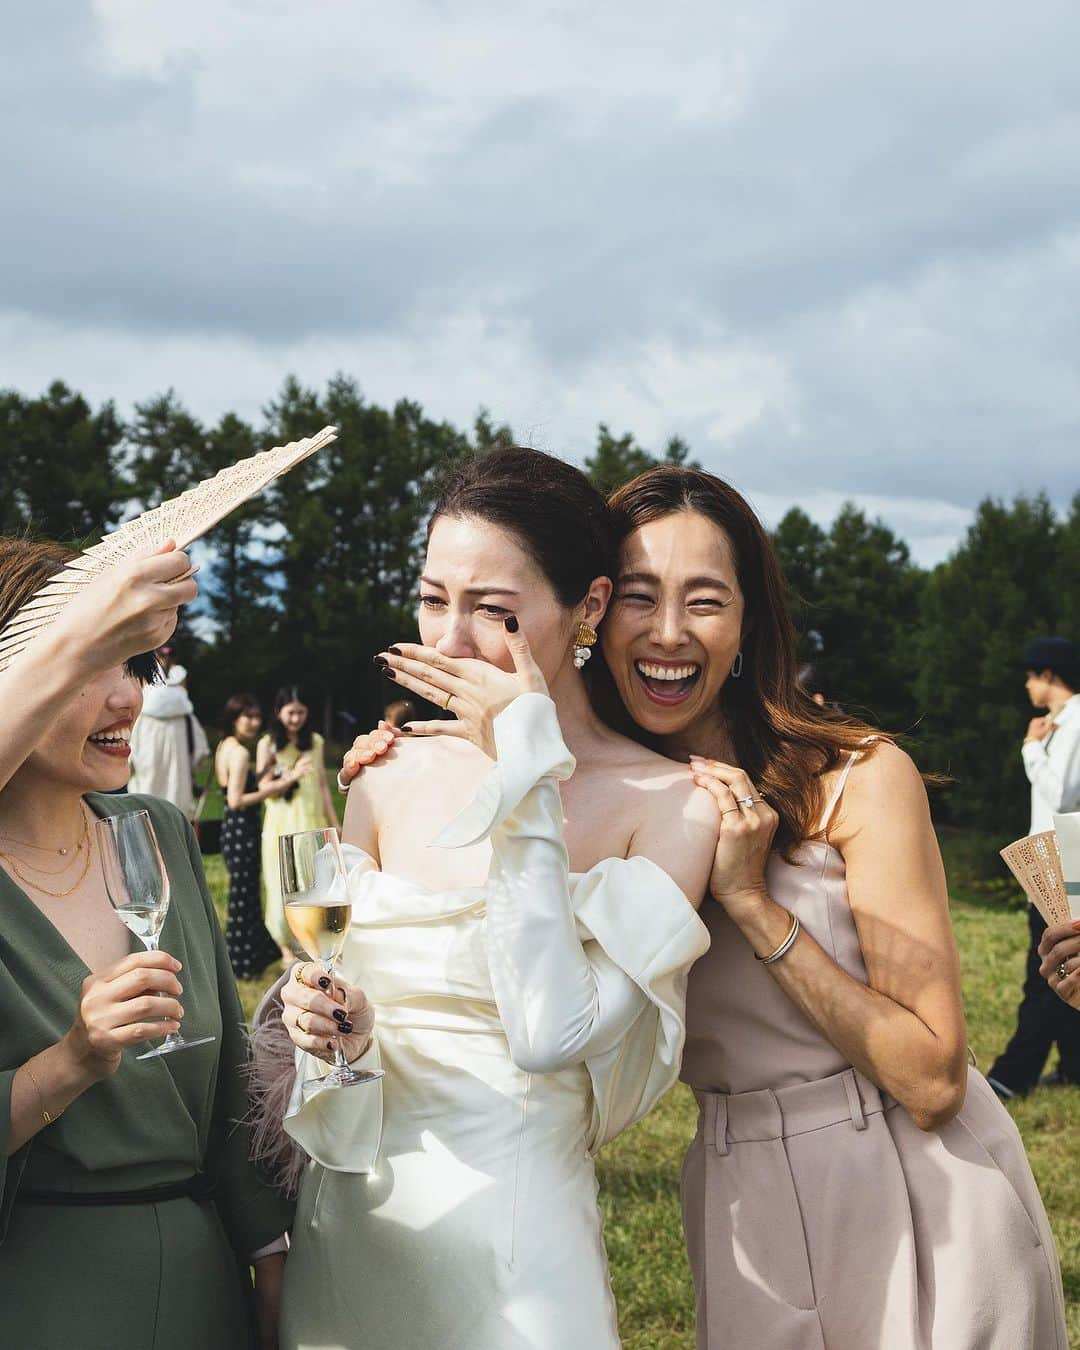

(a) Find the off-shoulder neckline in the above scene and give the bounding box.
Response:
[353,851,695,908]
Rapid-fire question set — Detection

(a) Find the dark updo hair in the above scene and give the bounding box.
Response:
[0,536,160,685]
[427,448,617,608]
[271,684,313,752]
[223,692,261,736]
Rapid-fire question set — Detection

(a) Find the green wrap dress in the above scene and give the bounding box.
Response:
[0,792,294,1350]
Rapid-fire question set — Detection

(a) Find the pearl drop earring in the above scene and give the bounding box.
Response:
[574,622,598,669]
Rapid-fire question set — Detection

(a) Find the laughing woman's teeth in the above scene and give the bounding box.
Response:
[633,660,703,703]
[636,662,700,681]
[89,731,131,747]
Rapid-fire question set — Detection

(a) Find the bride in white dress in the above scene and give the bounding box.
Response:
[273,448,718,1349]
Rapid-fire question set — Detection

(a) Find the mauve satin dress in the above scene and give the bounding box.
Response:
[680,751,1067,1350]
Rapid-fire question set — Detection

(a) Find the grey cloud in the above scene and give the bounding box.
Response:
[1,0,1078,533]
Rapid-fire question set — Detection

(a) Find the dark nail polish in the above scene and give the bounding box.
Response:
[333,1008,347,1023]
[318,976,331,990]
[504,615,519,633]
[385,669,397,681]
[340,1021,354,1034]
[388,645,402,655]
[327,1041,336,1052]
[373,655,387,668]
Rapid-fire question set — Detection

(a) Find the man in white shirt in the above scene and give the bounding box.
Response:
[989,637,1080,1097]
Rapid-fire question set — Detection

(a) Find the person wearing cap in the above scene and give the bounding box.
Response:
[128,653,210,819]
[988,636,1080,1097]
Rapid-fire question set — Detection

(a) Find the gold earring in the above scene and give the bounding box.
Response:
[574,623,598,669]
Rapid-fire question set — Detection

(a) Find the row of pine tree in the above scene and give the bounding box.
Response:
[3,376,1077,837]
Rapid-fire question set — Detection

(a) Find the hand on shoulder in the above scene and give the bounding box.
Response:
[339,720,402,788]
[342,729,484,862]
[627,762,720,909]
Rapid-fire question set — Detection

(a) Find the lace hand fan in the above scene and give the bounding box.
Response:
[1000,831,1070,926]
[0,424,337,673]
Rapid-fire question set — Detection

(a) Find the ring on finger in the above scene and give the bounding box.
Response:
[442,690,454,711]
[721,806,742,817]
[293,963,307,985]
[736,796,756,808]
[1059,962,1068,981]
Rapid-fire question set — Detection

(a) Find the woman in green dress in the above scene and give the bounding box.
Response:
[0,538,293,1350]
[257,686,339,960]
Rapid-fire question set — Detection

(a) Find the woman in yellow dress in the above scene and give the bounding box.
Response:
[257,686,339,960]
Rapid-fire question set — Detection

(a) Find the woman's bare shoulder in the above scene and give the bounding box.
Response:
[588,730,719,831]
[217,736,249,768]
[593,726,686,780]
[605,745,718,901]
[844,740,922,800]
[829,740,928,843]
[351,732,483,795]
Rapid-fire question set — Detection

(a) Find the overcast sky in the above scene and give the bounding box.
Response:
[2,1,1078,564]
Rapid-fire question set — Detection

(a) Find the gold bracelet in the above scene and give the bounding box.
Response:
[24,1062,60,1126]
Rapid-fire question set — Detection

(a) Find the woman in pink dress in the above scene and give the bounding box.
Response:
[594,466,1065,1350]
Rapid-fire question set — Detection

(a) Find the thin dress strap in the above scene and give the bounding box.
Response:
[816,736,881,836]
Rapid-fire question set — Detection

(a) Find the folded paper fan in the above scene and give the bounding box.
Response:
[0,424,337,674]
[1000,831,1070,926]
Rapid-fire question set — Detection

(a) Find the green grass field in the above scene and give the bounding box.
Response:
[206,827,1080,1348]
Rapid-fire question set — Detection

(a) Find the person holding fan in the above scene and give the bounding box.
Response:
[0,540,292,1350]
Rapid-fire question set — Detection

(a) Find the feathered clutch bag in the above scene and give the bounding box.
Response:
[0,424,337,673]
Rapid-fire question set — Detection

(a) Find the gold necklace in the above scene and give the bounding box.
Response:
[1,841,93,898]
[0,811,86,857]
[0,811,88,872]
[0,812,93,898]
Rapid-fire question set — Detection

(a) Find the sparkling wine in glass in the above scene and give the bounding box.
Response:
[96,810,215,1059]
[281,827,382,1089]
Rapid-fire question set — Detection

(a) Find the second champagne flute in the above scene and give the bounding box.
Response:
[97,810,215,1059]
[280,827,382,1088]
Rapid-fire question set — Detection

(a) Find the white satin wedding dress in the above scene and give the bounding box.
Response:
[278,694,709,1349]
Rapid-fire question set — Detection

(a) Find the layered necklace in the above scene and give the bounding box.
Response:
[0,807,93,898]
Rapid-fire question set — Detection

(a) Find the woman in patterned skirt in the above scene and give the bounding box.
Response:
[214,693,303,980]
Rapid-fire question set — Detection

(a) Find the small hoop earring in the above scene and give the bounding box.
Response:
[574,622,598,670]
[730,650,744,679]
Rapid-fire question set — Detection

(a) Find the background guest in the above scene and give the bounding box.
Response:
[989,637,1080,1097]
[797,662,829,707]
[215,693,299,981]
[382,698,418,728]
[128,654,210,819]
[257,686,337,960]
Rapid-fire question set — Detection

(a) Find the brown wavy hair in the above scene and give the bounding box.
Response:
[591,468,889,857]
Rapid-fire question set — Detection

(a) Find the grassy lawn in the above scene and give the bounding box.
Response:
[205,826,1079,1348]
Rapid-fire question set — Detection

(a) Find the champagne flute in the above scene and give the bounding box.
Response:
[280,827,382,1088]
[96,810,215,1059]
